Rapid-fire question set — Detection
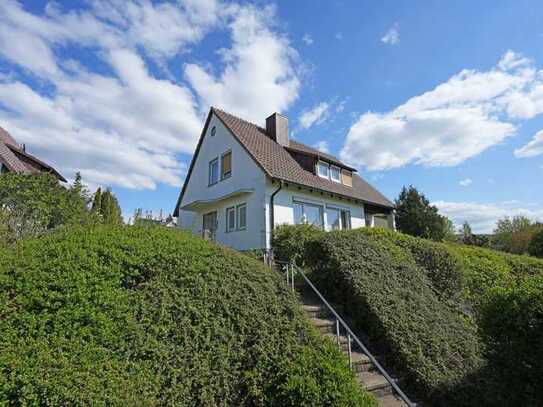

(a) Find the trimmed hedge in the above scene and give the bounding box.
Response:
[479,277,543,406]
[0,226,373,406]
[306,229,484,406]
[272,224,324,266]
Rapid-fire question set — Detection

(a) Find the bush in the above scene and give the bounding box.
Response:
[0,226,372,406]
[479,277,543,406]
[528,229,543,258]
[306,229,483,406]
[266,339,377,407]
[272,224,324,266]
[350,228,463,300]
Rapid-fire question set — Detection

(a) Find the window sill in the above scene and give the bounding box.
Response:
[208,181,218,187]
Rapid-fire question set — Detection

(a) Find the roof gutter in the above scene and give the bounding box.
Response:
[269,179,283,249]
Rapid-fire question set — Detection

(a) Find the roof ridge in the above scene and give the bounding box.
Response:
[212,107,267,132]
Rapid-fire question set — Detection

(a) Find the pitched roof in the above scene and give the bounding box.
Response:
[174,108,393,216]
[0,126,66,181]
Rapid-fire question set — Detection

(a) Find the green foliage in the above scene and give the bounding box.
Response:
[491,215,539,254]
[479,277,543,406]
[307,229,483,406]
[394,185,450,241]
[272,224,324,266]
[0,226,371,406]
[528,229,543,258]
[350,228,463,300]
[266,338,377,407]
[0,173,92,243]
[91,187,123,225]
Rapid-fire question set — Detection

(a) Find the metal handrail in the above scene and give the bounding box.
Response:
[278,261,414,407]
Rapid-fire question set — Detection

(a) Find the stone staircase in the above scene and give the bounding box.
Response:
[300,294,409,407]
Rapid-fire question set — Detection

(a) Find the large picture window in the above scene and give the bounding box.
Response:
[293,201,324,229]
[326,207,351,231]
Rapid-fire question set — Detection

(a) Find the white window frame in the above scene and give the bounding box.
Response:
[293,200,324,230]
[325,205,351,231]
[236,203,247,230]
[208,157,219,186]
[317,161,330,179]
[226,206,236,232]
[221,150,232,180]
[330,165,341,183]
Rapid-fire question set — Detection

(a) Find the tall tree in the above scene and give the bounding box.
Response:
[91,188,102,215]
[493,216,533,253]
[90,187,123,225]
[395,185,449,241]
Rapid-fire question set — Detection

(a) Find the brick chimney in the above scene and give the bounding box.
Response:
[266,113,289,147]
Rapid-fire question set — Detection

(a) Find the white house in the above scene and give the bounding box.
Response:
[173,108,395,251]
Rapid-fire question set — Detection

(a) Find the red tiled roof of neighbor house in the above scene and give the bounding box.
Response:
[174,108,394,215]
[0,126,66,182]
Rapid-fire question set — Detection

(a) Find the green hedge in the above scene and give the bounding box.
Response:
[528,229,543,258]
[479,277,543,406]
[272,224,324,266]
[0,226,373,406]
[306,229,483,406]
[350,228,463,301]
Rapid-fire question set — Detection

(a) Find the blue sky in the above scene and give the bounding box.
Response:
[1,0,543,232]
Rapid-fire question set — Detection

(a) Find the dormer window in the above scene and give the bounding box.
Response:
[317,161,329,179]
[330,166,341,183]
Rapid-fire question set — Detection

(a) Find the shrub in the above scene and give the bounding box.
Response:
[349,228,463,300]
[479,277,543,406]
[272,224,324,266]
[266,338,377,407]
[0,226,372,406]
[528,229,543,258]
[307,229,483,406]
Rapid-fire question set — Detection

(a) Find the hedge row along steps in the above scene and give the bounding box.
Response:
[278,263,414,407]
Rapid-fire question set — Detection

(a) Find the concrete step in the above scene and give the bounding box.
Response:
[357,371,394,398]
[302,304,331,319]
[311,317,336,334]
[378,394,408,407]
[351,351,373,373]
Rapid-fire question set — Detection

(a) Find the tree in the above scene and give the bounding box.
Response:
[91,187,123,225]
[395,186,449,241]
[528,229,543,258]
[442,217,458,242]
[0,173,93,243]
[493,216,535,253]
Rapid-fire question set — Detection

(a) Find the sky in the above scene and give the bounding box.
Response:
[1,0,543,232]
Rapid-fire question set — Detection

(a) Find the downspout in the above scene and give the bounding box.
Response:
[269,179,283,250]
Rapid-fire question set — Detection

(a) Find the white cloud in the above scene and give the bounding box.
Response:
[341,50,543,171]
[459,178,473,187]
[434,200,543,234]
[302,33,313,45]
[313,140,330,154]
[0,1,301,190]
[299,102,330,129]
[381,23,399,45]
[515,129,543,158]
[185,5,300,125]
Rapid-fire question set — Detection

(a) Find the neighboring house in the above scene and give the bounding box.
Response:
[0,126,66,181]
[173,108,395,251]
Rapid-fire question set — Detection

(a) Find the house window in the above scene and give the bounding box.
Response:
[326,207,351,231]
[317,161,329,179]
[211,126,216,137]
[341,169,352,187]
[202,211,217,241]
[293,201,324,229]
[226,206,235,232]
[209,158,219,185]
[330,166,341,183]
[221,151,232,180]
[236,203,247,230]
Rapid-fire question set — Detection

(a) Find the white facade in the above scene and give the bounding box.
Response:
[178,111,393,251]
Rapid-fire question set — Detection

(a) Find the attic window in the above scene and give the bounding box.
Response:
[211,126,216,137]
[317,161,329,179]
[330,166,341,183]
